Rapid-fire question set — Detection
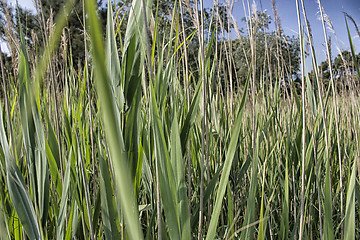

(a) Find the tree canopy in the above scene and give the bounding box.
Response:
[2,0,358,95]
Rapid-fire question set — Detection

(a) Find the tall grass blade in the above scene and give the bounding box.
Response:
[106,0,122,104]
[18,21,50,229]
[324,154,334,239]
[0,201,10,240]
[0,101,41,239]
[206,73,249,240]
[345,17,360,79]
[85,0,143,239]
[170,113,191,240]
[240,133,260,240]
[180,80,201,152]
[344,159,356,240]
[56,150,73,240]
[150,81,181,239]
[100,155,120,239]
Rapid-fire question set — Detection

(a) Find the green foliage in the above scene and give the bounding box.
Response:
[0,0,359,239]
[231,11,300,87]
[315,50,360,92]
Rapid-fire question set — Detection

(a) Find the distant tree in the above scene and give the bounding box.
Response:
[317,50,360,92]
[0,0,106,72]
[227,11,300,89]
[39,0,106,67]
[0,0,35,82]
[115,0,231,83]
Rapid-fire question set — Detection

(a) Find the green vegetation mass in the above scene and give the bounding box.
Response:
[0,0,359,239]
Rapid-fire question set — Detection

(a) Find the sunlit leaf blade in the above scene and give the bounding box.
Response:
[56,150,72,240]
[0,100,41,240]
[344,159,356,240]
[150,82,181,239]
[18,18,50,229]
[85,0,143,239]
[170,113,191,240]
[206,73,249,240]
[99,155,120,239]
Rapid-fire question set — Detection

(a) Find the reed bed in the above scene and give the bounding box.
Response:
[0,0,359,239]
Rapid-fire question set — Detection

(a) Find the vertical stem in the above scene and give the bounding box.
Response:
[318,3,344,237]
[248,0,256,171]
[51,57,63,180]
[75,130,95,240]
[259,0,273,99]
[140,1,160,239]
[312,136,323,240]
[271,0,282,93]
[292,165,297,239]
[299,0,330,155]
[179,0,192,221]
[155,145,162,240]
[83,0,95,204]
[295,0,306,238]
[299,2,333,238]
[226,0,233,118]
[195,0,207,238]
[141,0,152,76]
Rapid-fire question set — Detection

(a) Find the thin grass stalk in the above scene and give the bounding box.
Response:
[298,0,329,151]
[271,0,283,90]
[60,28,67,97]
[155,146,162,239]
[248,0,257,200]
[318,2,344,235]
[146,2,163,239]
[2,2,20,80]
[209,1,222,223]
[141,0,152,78]
[193,0,207,237]
[298,3,335,238]
[32,0,74,110]
[219,22,231,115]
[34,0,48,55]
[82,0,96,205]
[75,130,94,240]
[284,38,293,99]
[179,1,194,228]
[290,164,297,238]
[295,0,306,238]
[46,10,63,178]
[227,6,251,79]
[312,133,323,240]
[259,0,273,98]
[151,4,162,239]
[179,0,190,108]
[56,149,72,239]
[217,15,231,101]
[350,95,360,183]
[179,0,191,188]
[50,48,63,185]
[226,0,234,118]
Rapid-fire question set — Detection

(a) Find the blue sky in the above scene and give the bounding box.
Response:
[203,0,360,67]
[2,0,360,68]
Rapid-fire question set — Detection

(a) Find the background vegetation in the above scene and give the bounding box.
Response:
[0,0,359,239]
